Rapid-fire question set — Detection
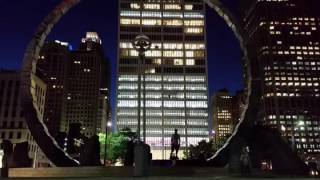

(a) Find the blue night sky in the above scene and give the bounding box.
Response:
[0,0,243,120]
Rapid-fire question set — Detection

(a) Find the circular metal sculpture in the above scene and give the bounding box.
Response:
[21,0,81,166]
[21,0,253,167]
[20,0,261,167]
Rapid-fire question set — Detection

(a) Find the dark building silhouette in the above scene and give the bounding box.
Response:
[37,42,70,138]
[37,32,111,138]
[241,0,320,155]
[65,32,110,137]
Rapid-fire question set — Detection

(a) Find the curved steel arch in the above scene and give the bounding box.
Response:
[204,0,252,159]
[21,0,81,166]
[21,0,256,166]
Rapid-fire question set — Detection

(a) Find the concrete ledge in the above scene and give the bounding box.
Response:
[9,167,227,178]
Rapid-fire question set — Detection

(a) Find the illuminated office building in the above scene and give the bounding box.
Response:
[117,0,209,159]
[242,0,320,154]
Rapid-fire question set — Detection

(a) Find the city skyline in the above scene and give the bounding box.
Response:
[0,0,244,124]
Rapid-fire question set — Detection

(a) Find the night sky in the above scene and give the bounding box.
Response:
[0,0,243,120]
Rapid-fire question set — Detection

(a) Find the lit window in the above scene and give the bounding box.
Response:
[186,59,195,66]
[163,51,184,57]
[174,59,184,66]
[185,43,205,49]
[184,12,204,18]
[164,4,181,10]
[142,19,162,26]
[130,3,140,9]
[163,43,183,49]
[184,20,204,26]
[185,27,203,34]
[163,12,183,18]
[163,19,183,26]
[120,18,140,25]
[142,11,162,18]
[120,11,140,17]
[144,4,160,10]
[184,4,193,10]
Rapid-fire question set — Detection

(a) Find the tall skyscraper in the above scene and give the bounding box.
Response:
[65,32,110,137]
[38,32,111,138]
[117,0,209,159]
[241,0,320,154]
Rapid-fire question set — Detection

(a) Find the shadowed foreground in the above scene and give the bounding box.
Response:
[8,166,317,179]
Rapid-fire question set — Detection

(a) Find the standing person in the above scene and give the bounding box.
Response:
[240,146,251,174]
[171,129,181,159]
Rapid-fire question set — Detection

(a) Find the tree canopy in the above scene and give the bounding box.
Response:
[98,128,137,163]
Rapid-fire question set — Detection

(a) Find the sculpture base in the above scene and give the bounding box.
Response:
[134,142,150,177]
[0,167,9,178]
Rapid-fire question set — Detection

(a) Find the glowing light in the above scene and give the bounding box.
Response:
[0,149,3,168]
[107,121,112,128]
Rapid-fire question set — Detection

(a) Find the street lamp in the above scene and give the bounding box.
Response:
[132,34,152,143]
[107,121,112,128]
[104,121,112,166]
[211,130,216,138]
[211,130,217,147]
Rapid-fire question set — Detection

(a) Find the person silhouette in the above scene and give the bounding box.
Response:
[170,129,181,159]
[240,146,251,174]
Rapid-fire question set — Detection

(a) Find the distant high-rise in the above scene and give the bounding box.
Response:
[117,0,209,159]
[212,89,243,144]
[241,0,320,154]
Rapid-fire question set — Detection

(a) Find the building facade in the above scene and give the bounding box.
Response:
[117,0,209,159]
[242,0,320,154]
[0,70,49,167]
